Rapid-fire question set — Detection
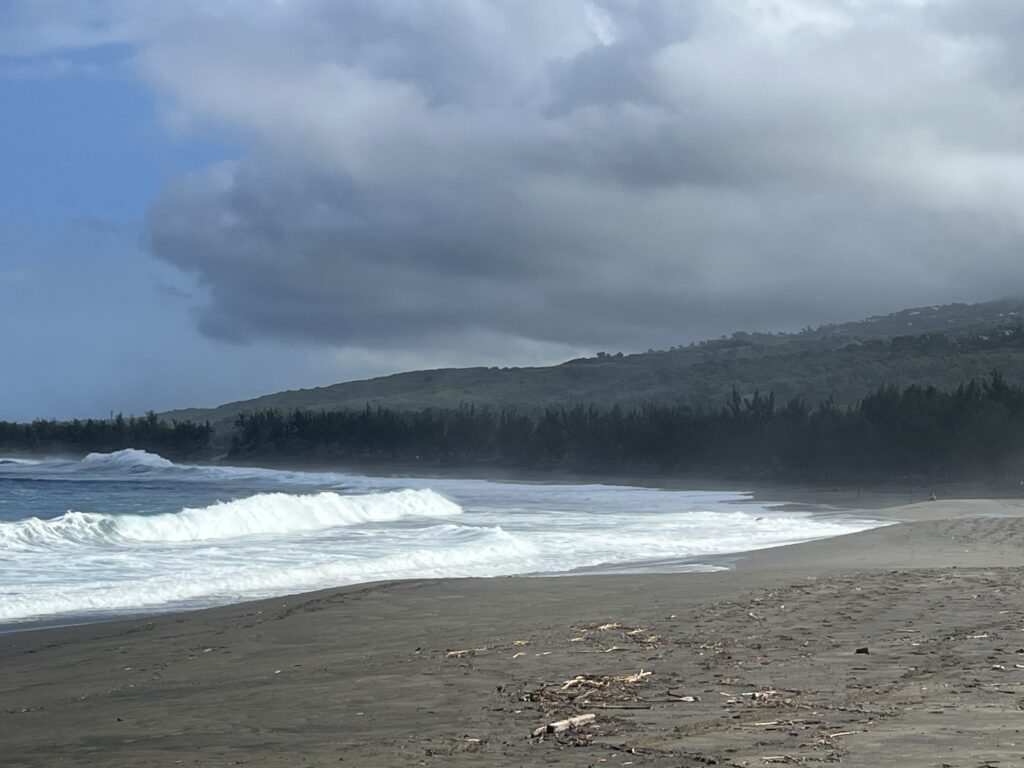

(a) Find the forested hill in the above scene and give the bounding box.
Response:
[162,298,1024,428]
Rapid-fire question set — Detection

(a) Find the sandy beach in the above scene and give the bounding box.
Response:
[5,498,1024,767]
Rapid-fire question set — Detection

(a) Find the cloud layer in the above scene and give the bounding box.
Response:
[17,1,1024,353]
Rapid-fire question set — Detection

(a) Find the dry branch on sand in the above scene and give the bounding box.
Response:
[521,669,656,716]
[530,713,597,738]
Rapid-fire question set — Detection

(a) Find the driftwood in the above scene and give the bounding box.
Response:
[445,646,488,658]
[531,713,597,738]
[665,690,701,702]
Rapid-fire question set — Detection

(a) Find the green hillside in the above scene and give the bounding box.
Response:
[162,297,1024,429]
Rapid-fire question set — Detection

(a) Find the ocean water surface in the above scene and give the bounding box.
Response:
[0,450,883,627]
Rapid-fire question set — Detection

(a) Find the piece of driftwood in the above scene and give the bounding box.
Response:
[531,713,597,738]
[445,646,488,658]
[750,719,822,727]
[666,690,701,702]
[620,669,652,684]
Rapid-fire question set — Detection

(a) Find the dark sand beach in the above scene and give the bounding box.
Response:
[5,499,1024,767]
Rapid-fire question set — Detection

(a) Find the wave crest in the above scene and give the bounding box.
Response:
[80,449,177,472]
[0,488,462,548]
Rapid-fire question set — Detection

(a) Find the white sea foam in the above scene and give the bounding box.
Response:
[81,448,177,471]
[0,524,542,621]
[0,449,353,485]
[0,451,887,624]
[0,489,461,548]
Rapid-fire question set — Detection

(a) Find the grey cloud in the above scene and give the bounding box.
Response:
[931,0,1024,36]
[545,41,659,117]
[929,0,1024,88]
[136,1,1024,355]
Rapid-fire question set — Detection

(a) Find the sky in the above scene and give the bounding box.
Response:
[2,0,1023,421]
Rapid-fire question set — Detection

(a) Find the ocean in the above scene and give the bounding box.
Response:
[0,450,883,628]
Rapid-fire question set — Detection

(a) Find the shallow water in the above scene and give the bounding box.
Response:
[0,450,882,626]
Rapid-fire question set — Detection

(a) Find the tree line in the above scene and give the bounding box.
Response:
[229,372,1024,482]
[4,373,1023,483]
[0,411,213,458]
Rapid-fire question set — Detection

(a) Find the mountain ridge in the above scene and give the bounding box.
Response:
[162,297,1024,428]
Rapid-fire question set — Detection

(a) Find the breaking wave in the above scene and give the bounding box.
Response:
[80,448,176,472]
[0,489,462,549]
[0,450,887,625]
[0,449,356,486]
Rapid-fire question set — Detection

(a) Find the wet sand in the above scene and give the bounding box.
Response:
[5,499,1024,767]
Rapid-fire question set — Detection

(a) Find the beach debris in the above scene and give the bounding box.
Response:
[522,669,655,714]
[750,719,821,728]
[722,689,798,708]
[562,675,601,690]
[620,669,653,684]
[665,691,701,702]
[559,669,652,689]
[530,713,597,738]
[855,647,869,655]
[567,623,665,650]
[445,646,488,658]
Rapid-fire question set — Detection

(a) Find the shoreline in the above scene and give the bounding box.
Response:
[6,498,1024,766]
[228,455,1024,508]
[0,481,891,637]
[9,448,1024,511]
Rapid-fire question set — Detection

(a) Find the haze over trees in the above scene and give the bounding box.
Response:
[4,300,1024,484]
[0,412,212,459]
[228,373,1024,484]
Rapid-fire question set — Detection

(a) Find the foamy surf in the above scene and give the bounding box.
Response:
[0,451,886,625]
[0,489,462,548]
[81,448,176,471]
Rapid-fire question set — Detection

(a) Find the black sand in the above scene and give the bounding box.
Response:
[5,499,1024,766]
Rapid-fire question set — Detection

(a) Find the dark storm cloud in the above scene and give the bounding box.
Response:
[138,0,1024,353]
